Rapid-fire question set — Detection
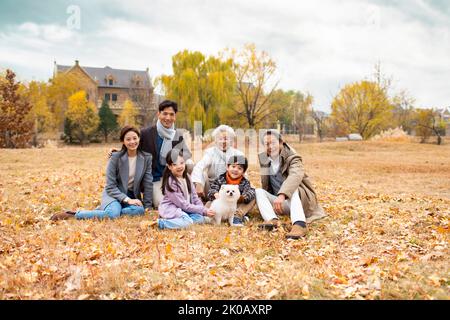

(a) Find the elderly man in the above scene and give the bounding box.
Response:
[256,130,327,239]
[192,125,244,200]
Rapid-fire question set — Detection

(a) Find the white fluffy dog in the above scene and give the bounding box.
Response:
[210,184,241,226]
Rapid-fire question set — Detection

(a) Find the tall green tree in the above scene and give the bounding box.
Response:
[157,50,236,131]
[98,99,118,142]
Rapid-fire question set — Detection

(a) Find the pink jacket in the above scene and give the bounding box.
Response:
[158,175,207,219]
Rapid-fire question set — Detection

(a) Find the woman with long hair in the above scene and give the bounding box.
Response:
[50,126,153,220]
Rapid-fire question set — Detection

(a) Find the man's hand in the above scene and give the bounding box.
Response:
[273,194,286,215]
[206,209,215,217]
[128,199,143,207]
[195,183,205,198]
[107,148,119,158]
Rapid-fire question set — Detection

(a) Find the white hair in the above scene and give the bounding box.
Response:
[212,125,235,139]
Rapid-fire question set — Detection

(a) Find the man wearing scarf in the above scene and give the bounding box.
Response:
[140,100,193,207]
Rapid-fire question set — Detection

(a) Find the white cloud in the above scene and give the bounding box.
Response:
[0,0,449,110]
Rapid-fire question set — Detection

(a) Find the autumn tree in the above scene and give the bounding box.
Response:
[311,109,329,142]
[24,81,56,146]
[157,50,235,131]
[331,80,393,139]
[65,90,99,145]
[0,69,33,148]
[415,109,445,145]
[118,99,139,127]
[270,89,294,130]
[224,43,280,129]
[289,91,314,142]
[98,99,118,142]
[47,72,87,130]
[391,90,416,134]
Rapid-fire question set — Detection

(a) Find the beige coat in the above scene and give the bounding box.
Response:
[258,143,324,218]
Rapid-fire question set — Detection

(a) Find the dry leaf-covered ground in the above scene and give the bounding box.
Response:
[0,141,449,300]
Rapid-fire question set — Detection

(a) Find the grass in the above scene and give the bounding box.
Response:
[0,140,448,299]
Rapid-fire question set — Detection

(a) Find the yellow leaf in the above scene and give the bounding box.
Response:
[266,289,279,299]
[301,284,310,299]
[165,244,172,255]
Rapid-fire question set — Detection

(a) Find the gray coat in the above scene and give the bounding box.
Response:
[100,150,153,210]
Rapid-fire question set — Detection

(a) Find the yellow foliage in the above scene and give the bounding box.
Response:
[26,81,56,133]
[48,72,91,129]
[331,81,393,139]
[65,90,99,144]
[156,50,235,131]
[118,99,139,127]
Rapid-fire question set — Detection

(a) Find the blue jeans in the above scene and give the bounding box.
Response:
[75,200,145,220]
[158,212,205,230]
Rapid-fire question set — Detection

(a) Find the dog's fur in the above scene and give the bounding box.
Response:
[210,184,241,226]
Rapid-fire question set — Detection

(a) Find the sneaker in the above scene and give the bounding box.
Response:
[232,216,244,227]
[286,224,307,239]
[50,211,76,221]
[258,218,281,230]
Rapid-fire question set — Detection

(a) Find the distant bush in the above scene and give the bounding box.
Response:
[370,127,413,142]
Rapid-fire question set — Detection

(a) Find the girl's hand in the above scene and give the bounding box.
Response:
[214,193,219,199]
[206,209,215,217]
[128,199,143,207]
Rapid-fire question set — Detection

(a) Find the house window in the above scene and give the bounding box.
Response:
[136,80,140,86]
[105,93,110,101]
[109,79,113,86]
[86,93,90,100]
[112,94,117,102]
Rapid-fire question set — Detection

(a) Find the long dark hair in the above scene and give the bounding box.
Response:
[161,149,192,195]
[119,126,142,155]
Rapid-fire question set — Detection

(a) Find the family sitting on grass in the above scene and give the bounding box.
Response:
[50,100,327,239]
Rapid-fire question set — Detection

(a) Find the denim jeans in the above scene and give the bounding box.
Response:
[75,190,145,220]
[158,212,205,230]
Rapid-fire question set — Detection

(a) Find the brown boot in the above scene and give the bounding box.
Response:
[305,209,328,224]
[50,211,76,221]
[258,218,281,231]
[286,224,307,239]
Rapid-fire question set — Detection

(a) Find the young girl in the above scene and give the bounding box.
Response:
[50,126,153,221]
[158,149,215,229]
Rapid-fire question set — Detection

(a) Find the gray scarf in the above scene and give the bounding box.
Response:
[157,119,176,165]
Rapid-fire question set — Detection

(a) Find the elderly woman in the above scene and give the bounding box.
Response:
[192,125,244,200]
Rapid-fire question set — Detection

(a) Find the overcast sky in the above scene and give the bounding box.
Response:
[0,0,449,112]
